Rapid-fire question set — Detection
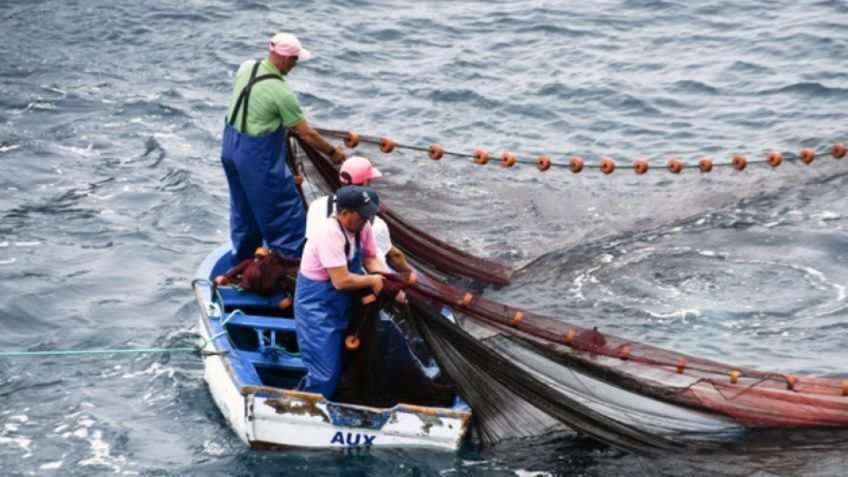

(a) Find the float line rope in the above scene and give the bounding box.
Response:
[316,127,846,174]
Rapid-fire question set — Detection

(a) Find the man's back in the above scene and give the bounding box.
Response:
[226,60,305,136]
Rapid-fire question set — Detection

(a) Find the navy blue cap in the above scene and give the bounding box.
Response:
[336,185,380,219]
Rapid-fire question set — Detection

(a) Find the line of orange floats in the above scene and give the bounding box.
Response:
[339,130,847,174]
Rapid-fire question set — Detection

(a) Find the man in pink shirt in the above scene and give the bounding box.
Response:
[294,185,389,399]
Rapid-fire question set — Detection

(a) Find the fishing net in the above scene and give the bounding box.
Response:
[333,282,454,408]
[288,131,848,452]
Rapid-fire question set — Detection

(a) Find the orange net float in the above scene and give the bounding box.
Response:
[511,311,523,327]
[344,335,361,350]
[214,275,228,286]
[428,144,444,160]
[676,357,687,374]
[732,155,748,171]
[729,370,741,384]
[278,296,292,310]
[564,329,576,345]
[379,137,395,153]
[459,292,474,307]
[406,272,419,287]
[599,157,615,174]
[766,151,782,167]
[254,247,270,259]
[294,175,304,185]
[569,156,584,173]
[785,374,798,391]
[667,158,683,174]
[619,345,631,360]
[843,380,848,396]
[698,157,713,173]
[501,151,517,167]
[799,148,815,164]
[633,159,648,175]
[536,155,552,171]
[473,148,489,165]
[833,143,846,159]
[344,131,359,148]
[361,294,377,305]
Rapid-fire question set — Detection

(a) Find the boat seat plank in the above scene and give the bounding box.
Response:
[236,349,303,370]
[225,313,297,332]
[217,287,288,309]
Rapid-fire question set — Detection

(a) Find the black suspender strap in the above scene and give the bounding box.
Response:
[326,195,335,218]
[335,218,351,258]
[331,195,363,260]
[227,60,285,132]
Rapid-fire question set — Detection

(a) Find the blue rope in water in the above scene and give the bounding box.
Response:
[0,347,200,358]
[0,315,236,358]
[0,288,248,359]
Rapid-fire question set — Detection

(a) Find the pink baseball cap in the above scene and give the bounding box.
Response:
[269,32,312,62]
[339,156,382,185]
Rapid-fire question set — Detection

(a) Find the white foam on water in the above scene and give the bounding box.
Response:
[39,461,63,470]
[515,471,553,477]
[25,101,56,111]
[0,435,32,457]
[14,241,41,247]
[813,211,841,221]
[645,308,701,321]
[201,439,228,456]
[78,430,111,466]
[0,258,16,265]
[55,142,98,159]
[0,144,21,153]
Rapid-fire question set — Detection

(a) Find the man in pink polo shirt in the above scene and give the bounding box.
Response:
[305,156,411,273]
[294,185,389,399]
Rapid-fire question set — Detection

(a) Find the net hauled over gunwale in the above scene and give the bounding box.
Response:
[291,134,848,453]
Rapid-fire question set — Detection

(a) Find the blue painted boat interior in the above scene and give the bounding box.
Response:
[200,246,470,412]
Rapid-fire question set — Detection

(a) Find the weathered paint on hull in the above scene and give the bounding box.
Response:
[194,278,471,451]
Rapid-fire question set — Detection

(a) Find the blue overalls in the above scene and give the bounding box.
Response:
[221,61,306,262]
[294,215,364,399]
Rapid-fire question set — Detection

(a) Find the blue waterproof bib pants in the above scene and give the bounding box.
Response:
[294,232,364,399]
[220,61,306,261]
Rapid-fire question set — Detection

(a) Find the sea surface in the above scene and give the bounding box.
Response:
[2,0,848,475]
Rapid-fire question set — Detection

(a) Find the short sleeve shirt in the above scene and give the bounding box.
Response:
[300,217,378,282]
[306,195,392,268]
[226,60,306,136]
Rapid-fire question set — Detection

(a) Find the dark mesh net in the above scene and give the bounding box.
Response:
[290,131,848,453]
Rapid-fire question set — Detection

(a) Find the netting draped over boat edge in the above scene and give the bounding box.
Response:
[289,133,848,453]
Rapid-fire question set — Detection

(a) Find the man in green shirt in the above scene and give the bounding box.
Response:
[221,32,345,262]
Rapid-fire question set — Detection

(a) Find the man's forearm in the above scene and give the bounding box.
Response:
[364,256,388,275]
[295,121,336,155]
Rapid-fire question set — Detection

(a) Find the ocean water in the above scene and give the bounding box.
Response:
[2,0,848,475]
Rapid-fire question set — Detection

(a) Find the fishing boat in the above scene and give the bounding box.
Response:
[191,244,472,450]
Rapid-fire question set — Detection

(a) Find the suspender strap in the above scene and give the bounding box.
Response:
[334,216,362,259]
[326,195,335,218]
[227,60,284,131]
